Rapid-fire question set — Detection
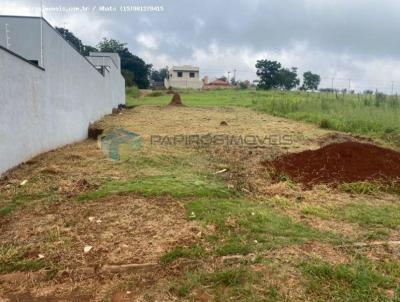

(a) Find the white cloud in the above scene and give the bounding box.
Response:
[136,33,158,50]
[50,13,112,45]
[0,0,113,46]
[193,16,205,35]
[142,40,400,93]
[3,0,400,92]
[0,0,40,16]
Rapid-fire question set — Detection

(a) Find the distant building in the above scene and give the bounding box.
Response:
[164,65,203,89]
[203,76,230,89]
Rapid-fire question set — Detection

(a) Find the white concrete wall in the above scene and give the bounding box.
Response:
[89,52,121,70]
[0,17,125,175]
[0,47,46,174]
[164,77,203,89]
[0,16,41,63]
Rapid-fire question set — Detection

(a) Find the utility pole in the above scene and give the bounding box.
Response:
[331,78,335,92]
[5,23,11,49]
[227,71,231,83]
[391,81,395,95]
[348,79,351,91]
[233,69,237,83]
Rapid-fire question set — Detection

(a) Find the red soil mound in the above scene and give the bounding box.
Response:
[265,141,400,187]
[168,93,183,106]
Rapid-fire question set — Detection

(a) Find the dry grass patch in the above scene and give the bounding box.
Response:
[1,105,399,301]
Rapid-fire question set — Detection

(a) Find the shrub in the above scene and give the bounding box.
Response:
[239,82,249,89]
[319,119,331,129]
[125,86,140,98]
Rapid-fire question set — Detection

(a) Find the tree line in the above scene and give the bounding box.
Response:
[255,59,321,91]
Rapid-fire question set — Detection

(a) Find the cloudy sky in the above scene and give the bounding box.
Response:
[2,0,400,92]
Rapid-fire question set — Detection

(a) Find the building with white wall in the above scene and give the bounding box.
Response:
[164,65,203,89]
[0,15,125,175]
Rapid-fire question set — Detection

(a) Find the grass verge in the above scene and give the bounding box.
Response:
[78,174,232,201]
[169,266,281,301]
[301,202,400,229]
[300,257,400,302]
[186,199,342,255]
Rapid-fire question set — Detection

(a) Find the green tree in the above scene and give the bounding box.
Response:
[239,81,250,89]
[278,67,300,90]
[150,68,168,82]
[56,27,83,53]
[82,45,98,56]
[255,60,282,89]
[56,27,98,56]
[301,71,321,91]
[97,38,152,88]
[121,70,135,87]
[256,60,299,90]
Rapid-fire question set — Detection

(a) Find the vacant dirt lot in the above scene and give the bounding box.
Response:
[1,105,399,301]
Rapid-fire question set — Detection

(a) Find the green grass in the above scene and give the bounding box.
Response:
[126,89,400,145]
[160,245,205,264]
[215,240,252,256]
[302,202,400,229]
[78,153,233,201]
[125,86,140,107]
[0,193,32,216]
[300,258,400,302]
[169,266,278,301]
[186,199,341,254]
[0,192,54,216]
[78,174,232,201]
[251,91,400,145]
[0,244,45,273]
[126,89,256,107]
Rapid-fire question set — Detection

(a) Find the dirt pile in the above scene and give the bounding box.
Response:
[168,93,183,106]
[265,141,400,187]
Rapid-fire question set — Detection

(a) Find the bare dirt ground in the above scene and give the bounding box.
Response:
[1,105,399,301]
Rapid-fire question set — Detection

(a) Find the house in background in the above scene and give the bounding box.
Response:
[164,65,203,89]
[203,76,230,89]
